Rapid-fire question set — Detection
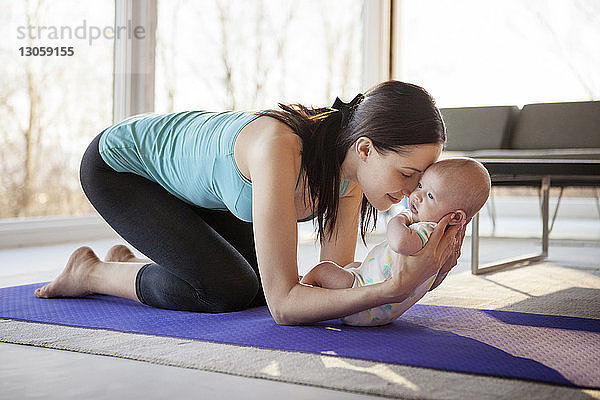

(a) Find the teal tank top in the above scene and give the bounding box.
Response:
[99,110,350,222]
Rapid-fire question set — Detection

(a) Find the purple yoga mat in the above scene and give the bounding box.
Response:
[1,283,599,389]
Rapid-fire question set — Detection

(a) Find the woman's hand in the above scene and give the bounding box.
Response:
[428,221,466,291]
[386,213,463,303]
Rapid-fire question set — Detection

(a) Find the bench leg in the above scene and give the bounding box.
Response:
[486,188,497,236]
[471,176,550,275]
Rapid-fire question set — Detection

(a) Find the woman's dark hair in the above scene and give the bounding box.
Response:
[255,80,446,244]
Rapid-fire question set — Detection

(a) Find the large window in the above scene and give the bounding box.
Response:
[7,0,595,222]
[395,0,600,107]
[0,1,114,219]
[0,0,365,223]
[393,0,600,239]
[155,0,364,112]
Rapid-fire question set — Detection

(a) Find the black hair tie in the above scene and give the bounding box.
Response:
[332,93,364,129]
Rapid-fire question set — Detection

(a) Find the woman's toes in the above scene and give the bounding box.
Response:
[35,285,49,298]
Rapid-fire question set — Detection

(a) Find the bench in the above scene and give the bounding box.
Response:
[440,101,600,274]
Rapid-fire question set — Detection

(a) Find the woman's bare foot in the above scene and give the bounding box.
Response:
[35,246,100,298]
[105,244,137,262]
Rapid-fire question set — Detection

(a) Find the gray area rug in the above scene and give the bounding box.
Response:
[0,318,597,400]
[2,262,600,399]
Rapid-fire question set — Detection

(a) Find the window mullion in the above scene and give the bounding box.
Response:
[362,0,392,91]
[113,0,157,123]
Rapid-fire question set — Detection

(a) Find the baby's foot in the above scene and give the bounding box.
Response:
[104,244,137,262]
[34,246,100,298]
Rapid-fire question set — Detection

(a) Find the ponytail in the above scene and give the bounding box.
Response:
[255,96,361,243]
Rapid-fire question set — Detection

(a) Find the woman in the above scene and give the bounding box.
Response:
[35,80,465,325]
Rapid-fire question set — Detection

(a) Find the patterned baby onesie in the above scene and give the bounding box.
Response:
[341,218,438,327]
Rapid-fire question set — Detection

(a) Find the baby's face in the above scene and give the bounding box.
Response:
[407,168,465,223]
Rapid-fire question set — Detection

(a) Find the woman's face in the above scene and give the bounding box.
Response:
[355,139,442,211]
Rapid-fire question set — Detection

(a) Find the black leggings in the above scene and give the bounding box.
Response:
[79,132,267,312]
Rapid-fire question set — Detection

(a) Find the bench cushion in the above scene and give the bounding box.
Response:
[440,106,518,151]
[511,101,600,149]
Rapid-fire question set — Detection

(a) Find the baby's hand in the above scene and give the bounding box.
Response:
[388,212,412,228]
[386,215,422,256]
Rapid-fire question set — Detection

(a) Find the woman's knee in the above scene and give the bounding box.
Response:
[202,275,259,312]
[138,266,260,313]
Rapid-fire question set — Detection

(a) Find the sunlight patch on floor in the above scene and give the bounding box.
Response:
[320,351,420,391]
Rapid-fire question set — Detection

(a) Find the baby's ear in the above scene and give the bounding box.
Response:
[449,210,467,225]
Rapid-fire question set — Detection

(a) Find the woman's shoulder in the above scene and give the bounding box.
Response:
[245,114,302,157]
[254,113,298,138]
[235,113,302,186]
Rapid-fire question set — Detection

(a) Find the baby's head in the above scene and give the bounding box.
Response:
[407,158,491,225]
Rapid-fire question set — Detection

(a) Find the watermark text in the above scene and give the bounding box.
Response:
[16,19,145,46]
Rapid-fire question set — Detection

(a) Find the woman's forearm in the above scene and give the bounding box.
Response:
[275,214,462,325]
[276,280,410,325]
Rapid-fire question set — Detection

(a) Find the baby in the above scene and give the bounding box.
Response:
[300,157,491,326]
